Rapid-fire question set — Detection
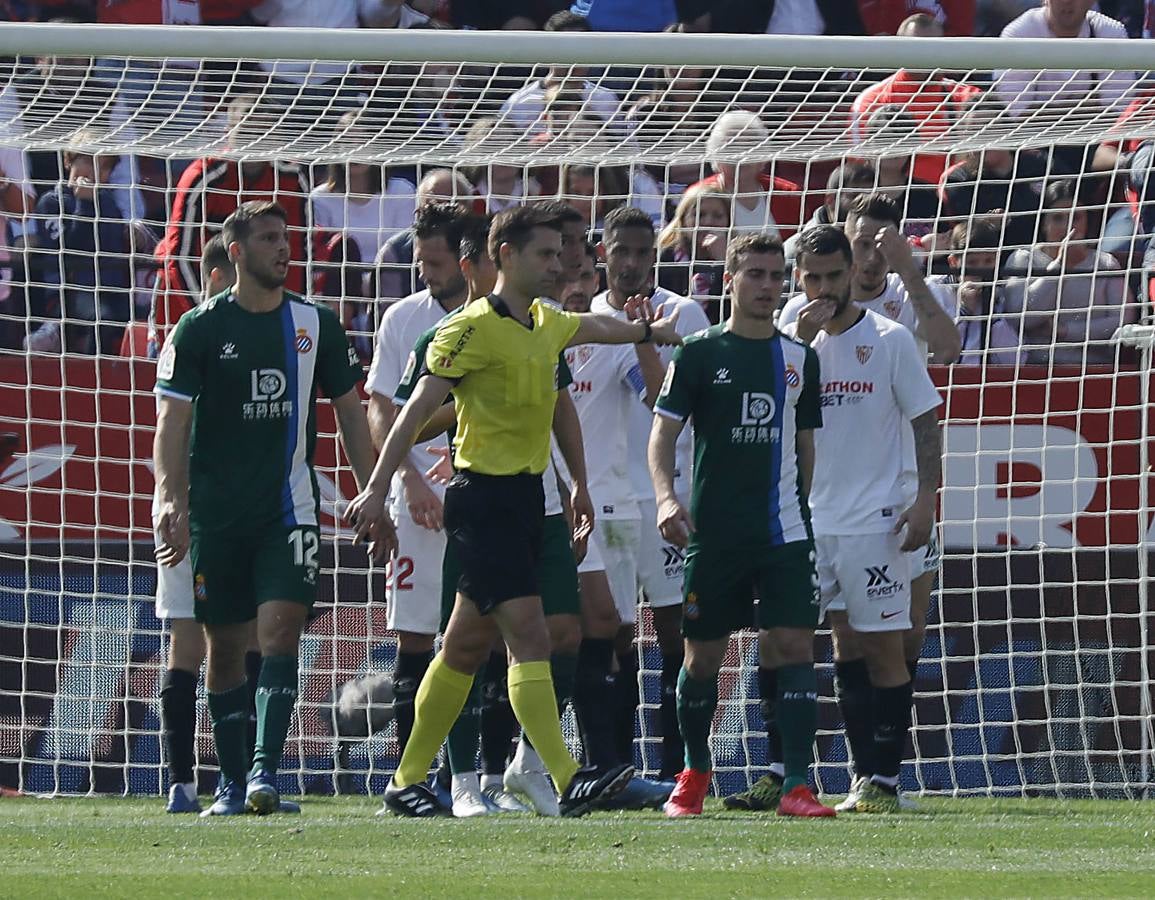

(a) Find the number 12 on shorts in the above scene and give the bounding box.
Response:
[288,528,320,574]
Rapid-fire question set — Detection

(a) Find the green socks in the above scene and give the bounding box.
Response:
[777,663,819,793]
[251,654,299,778]
[676,667,717,772]
[207,682,250,785]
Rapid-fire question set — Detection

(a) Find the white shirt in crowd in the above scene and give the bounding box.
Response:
[995,7,1134,116]
[565,340,647,520]
[729,193,781,238]
[253,1,429,83]
[590,287,711,502]
[369,289,451,510]
[784,310,942,535]
[309,178,417,266]
[499,80,622,136]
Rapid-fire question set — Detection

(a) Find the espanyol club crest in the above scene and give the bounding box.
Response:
[783,363,800,388]
[295,328,313,354]
[856,345,873,365]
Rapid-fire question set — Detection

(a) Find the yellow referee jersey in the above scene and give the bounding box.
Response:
[426,295,580,475]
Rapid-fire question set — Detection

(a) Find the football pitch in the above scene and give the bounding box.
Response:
[4,796,1155,898]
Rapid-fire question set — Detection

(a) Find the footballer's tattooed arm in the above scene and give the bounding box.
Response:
[897,409,942,552]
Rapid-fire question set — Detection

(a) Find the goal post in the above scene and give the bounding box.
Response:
[0,22,1153,799]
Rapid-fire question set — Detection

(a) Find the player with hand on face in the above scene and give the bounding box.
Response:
[651,233,833,819]
[782,225,943,814]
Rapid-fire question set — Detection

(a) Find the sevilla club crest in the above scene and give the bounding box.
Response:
[856,345,873,365]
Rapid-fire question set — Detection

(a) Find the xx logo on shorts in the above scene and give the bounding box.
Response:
[662,544,686,577]
[864,565,903,599]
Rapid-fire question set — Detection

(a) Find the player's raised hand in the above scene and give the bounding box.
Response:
[875,224,916,273]
[895,495,935,553]
[402,468,444,531]
[647,309,682,347]
[657,496,694,549]
[154,501,189,567]
[423,446,454,486]
[622,293,655,323]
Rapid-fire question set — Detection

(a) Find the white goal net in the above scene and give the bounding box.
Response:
[0,23,1153,799]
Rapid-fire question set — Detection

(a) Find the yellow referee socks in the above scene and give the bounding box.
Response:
[508,660,581,794]
[393,654,473,788]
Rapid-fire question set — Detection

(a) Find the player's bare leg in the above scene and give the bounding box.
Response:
[244,600,309,815]
[161,618,204,813]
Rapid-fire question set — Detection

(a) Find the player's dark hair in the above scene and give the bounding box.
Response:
[489,204,564,269]
[414,201,471,256]
[794,224,852,266]
[1044,177,1078,209]
[200,234,231,281]
[603,206,655,245]
[544,10,590,31]
[847,192,902,231]
[458,213,492,264]
[221,200,286,246]
[827,161,875,193]
[531,198,585,227]
[582,240,597,262]
[725,232,784,274]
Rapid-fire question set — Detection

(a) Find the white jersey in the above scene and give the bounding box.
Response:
[792,308,942,535]
[565,340,646,520]
[590,287,711,502]
[368,289,454,510]
[778,272,958,360]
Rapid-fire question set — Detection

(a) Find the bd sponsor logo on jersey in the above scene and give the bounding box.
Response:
[295,328,313,354]
[246,368,294,421]
[731,392,780,445]
[864,564,903,599]
[821,379,874,408]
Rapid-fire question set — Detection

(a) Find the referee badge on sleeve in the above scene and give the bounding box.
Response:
[157,342,176,381]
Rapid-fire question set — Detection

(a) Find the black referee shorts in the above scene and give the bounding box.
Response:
[442,470,545,614]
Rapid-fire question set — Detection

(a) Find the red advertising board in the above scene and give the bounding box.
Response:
[0,358,1150,549]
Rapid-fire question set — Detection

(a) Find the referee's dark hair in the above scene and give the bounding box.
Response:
[414,201,471,257]
[488,204,565,269]
[794,224,852,267]
[725,232,785,274]
[222,200,287,247]
[603,206,655,244]
[846,192,901,231]
[458,213,492,264]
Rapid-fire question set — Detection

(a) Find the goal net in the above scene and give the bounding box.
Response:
[1,23,1153,799]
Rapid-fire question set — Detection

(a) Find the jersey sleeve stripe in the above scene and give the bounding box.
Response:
[654,405,685,421]
[154,386,193,402]
[625,364,646,397]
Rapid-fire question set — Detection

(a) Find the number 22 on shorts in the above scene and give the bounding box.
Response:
[387,556,414,591]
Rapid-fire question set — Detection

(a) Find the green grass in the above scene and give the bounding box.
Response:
[3,796,1155,898]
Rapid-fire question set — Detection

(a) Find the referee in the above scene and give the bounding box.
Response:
[347,205,682,817]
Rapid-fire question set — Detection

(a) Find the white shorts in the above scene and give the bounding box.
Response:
[386,509,447,636]
[585,518,643,625]
[577,523,605,574]
[153,517,194,620]
[636,498,684,609]
[816,532,912,633]
[908,528,941,581]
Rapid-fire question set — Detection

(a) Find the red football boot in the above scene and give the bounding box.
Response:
[777,785,837,817]
[663,768,712,818]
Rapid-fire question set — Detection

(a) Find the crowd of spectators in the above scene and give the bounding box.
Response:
[0,0,1153,369]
